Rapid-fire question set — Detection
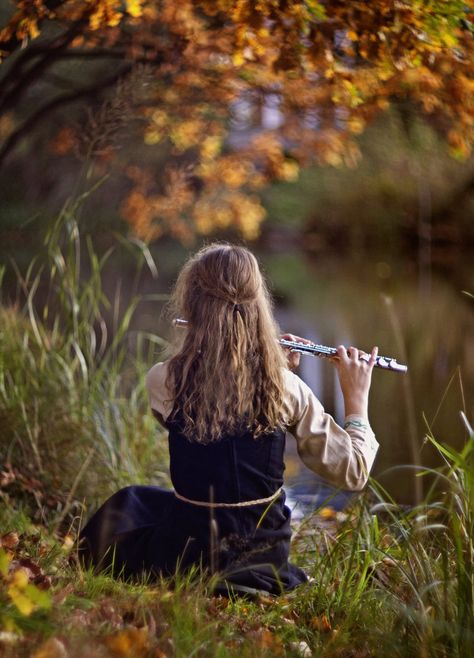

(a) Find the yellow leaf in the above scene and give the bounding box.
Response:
[279,160,299,181]
[324,151,343,167]
[27,18,40,39]
[200,136,222,160]
[347,116,365,134]
[233,51,245,66]
[11,568,29,589]
[0,548,12,577]
[440,31,457,48]
[7,586,34,616]
[126,0,143,18]
[144,129,163,145]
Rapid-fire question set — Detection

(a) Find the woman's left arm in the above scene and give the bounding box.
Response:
[283,370,379,491]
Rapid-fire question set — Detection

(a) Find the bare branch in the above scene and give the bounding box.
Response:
[0,65,133,168]
[0,18,93,113]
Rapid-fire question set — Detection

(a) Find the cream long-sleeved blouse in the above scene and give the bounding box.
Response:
[146,362,379,492]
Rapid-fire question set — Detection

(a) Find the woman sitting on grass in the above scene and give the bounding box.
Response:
[79,243,379,596]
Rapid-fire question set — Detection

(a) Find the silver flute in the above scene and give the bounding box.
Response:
[173,319,408,373]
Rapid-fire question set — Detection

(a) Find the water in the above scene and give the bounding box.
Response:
[259,249,474,505]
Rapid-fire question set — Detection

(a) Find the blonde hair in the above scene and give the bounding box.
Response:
[166,243,287,443]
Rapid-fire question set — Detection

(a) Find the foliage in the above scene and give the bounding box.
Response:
[0,1,473,241]
[0,194,170,526]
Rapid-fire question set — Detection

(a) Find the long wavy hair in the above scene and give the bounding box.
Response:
[166,244,287,443]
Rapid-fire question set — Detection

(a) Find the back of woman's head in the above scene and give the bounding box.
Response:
[166,243,287,442]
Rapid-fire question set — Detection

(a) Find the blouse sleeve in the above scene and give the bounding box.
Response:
[282,369,379,491]
[145,361,173,422]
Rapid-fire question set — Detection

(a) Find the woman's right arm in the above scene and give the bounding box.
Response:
[145,361,173,425]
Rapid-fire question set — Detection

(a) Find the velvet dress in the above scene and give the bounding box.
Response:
[79,364,379,595]
[79,418,306,594]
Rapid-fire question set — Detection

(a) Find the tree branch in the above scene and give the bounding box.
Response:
[0,0,71,58]
[0,17,93,113]
[0,65,133,168]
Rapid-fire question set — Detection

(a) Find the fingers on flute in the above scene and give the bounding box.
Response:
[348,346,359,361]
[280,333,312,345]
[336,345,349,362]
[368,346,378,367]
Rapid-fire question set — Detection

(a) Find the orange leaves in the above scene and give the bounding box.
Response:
[50,127,78,156]
[2,0,471,244]
[105,627,149,656]
[170,119,207,151]
[0,0,49,50]
[125,0,144,19]
[310,613,332,633]
[88,0,145,31]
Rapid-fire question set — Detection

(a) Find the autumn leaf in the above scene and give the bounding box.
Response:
[126,0,144,19]
[32,637,69,658]
[311,613,332,633]
[0,548,12,577]
[0,532,19,550]
[105,627,149,656]
[7,567,52,616]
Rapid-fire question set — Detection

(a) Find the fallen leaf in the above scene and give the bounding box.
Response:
[0,532,19,549]
[7,585,35,615]
[311,613,332,632]
[32,637,69,658]
[105,627,149,656]
[11,567,30,588]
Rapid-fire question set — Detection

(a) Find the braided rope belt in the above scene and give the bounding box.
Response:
[173,486,283,508]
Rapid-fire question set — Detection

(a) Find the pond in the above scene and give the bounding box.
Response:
[260,247,474,507]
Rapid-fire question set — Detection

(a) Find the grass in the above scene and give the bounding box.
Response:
[0,208,473,657]
[0,197,170,530]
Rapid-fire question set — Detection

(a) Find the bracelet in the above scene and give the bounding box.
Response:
[343,419,369,432]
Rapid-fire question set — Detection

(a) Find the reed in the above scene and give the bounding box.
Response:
[0,195,169,530]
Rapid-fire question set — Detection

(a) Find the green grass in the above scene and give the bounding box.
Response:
[0,197,170,530]
[0,206,473,657]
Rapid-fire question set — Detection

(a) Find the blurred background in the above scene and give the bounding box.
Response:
[1,0,473,510]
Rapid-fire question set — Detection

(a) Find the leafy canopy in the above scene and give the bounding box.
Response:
[1,1,473,240]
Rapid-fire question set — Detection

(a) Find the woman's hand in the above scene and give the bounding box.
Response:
[280,333,313,370]
[331,345,378,418]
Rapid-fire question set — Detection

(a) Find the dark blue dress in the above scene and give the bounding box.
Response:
[79,417,307,595]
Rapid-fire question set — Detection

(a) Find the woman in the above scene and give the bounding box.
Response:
[79,244,379,596]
